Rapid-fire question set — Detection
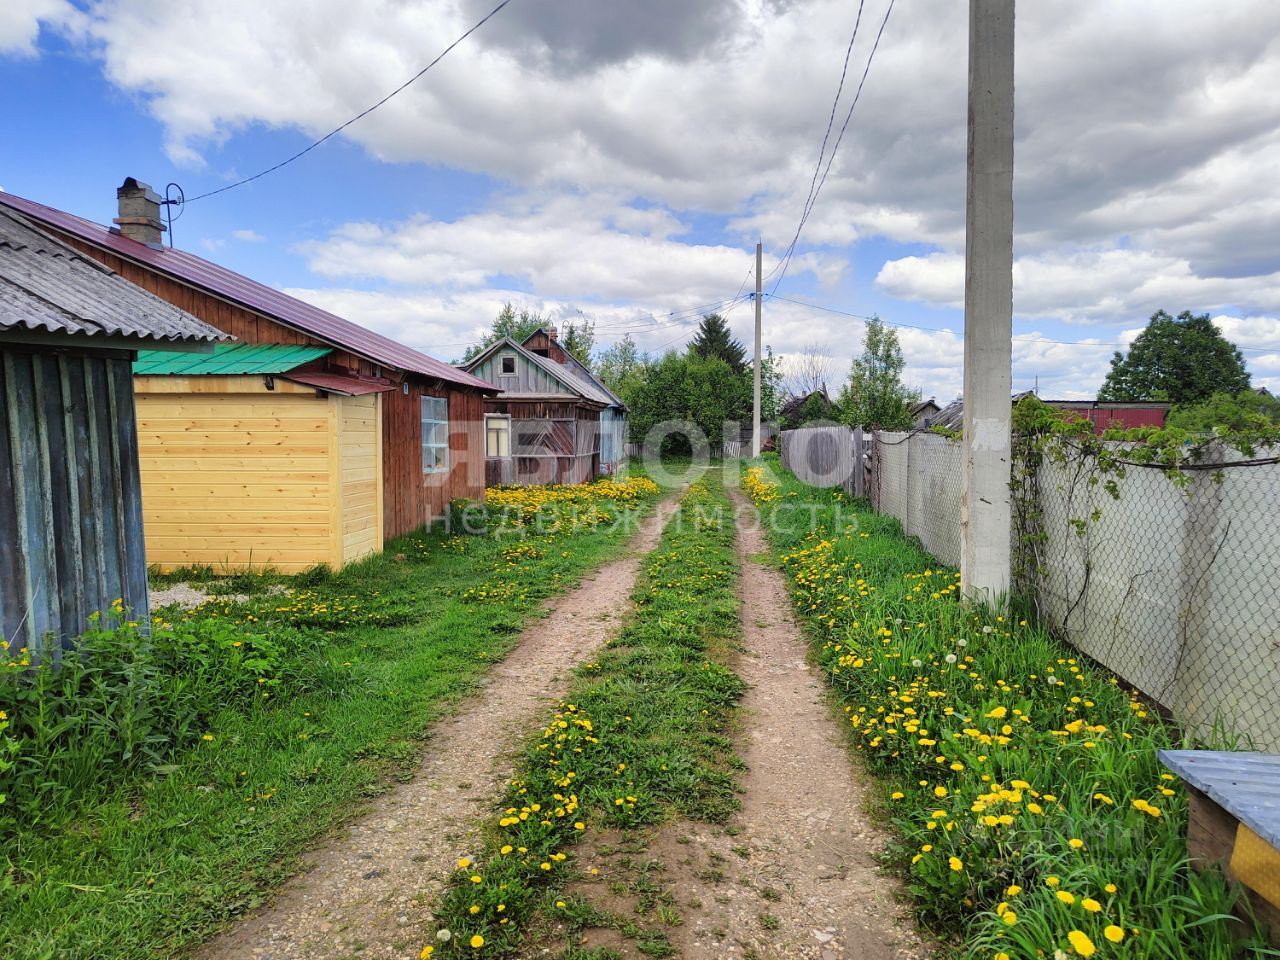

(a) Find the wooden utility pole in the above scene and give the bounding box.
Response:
[752,241,763,458]
[960,0,1014,604]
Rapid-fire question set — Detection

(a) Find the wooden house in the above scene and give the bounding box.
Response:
[0,208,225,659]
[0,182,498,573]
[462,327,628,486]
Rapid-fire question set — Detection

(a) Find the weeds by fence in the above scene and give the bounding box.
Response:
[870,427,1280,753]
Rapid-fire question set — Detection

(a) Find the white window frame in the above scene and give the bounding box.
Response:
[485,414,511,458]
[421,395,449,474]
[499,354,517,376]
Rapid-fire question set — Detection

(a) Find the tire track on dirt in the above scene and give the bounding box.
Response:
[651,490,929,960]
[194,495,684,960]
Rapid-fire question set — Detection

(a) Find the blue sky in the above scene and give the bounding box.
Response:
[4,0,1280,399]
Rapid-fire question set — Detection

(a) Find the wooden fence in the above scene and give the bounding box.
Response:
[779,425,867,497]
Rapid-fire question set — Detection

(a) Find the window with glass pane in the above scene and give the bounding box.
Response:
[485,415,510,458]
[421,395,449,473]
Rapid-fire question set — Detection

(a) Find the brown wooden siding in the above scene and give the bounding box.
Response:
[382,381,485,539]
[482,398,601,486]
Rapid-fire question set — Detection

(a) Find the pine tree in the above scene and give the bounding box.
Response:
[688,314,747,374]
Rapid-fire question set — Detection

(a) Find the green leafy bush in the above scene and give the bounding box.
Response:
[0,609,334,835]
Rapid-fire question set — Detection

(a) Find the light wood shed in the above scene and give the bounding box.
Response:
[133,344,385,573]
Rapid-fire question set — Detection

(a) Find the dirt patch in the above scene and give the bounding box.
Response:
[149,582,217,610]
[193,497,682,960]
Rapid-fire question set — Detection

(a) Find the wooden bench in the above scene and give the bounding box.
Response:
[1159,750,1280,947]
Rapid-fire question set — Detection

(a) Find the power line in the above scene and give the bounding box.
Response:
[763,0,866,284]
[768,0,897,294]
[182,0,517,204]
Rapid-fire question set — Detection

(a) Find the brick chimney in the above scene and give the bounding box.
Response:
[113,178,165,248]
[548,324,558,341]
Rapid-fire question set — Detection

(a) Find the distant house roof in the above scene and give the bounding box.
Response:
[780,387,836,422]
[0,191,494,391]
[911,397,941,417]
[523,328,627,410]
[927,393,1171,432]
[134,342,331,375]
[0,208,226,347]
[462,335,621,408]
[929,391,1035,432]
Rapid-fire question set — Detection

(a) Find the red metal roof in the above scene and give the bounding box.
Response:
[283,371,397,396]
[0,191,496,392]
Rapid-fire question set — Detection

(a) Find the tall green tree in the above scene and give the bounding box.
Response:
[462,303,545,362]
[596,334,649,404]
[627,350,752,455]
[689,313,747,374]
[1098,310,1250,404]
[560,317,595,367]
[837,317,920,430]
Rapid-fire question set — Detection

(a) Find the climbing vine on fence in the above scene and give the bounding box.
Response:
[1009,394,1280,614]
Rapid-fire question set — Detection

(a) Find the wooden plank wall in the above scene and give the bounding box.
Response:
[136,388,336,572]
[0,347,148,662]
[382,382,486,539]
[338,394,382,565]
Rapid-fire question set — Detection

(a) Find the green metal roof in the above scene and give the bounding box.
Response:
[133,342,331,375]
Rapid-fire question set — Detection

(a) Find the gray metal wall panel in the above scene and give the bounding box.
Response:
[0,346,149,662]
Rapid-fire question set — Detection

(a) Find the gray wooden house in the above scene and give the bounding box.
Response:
[0,208,225,661]
[461,327,627,486]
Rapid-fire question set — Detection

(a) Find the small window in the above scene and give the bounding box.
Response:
[421,395,449,473]
[485,415,511,458]
[500,355,516,375]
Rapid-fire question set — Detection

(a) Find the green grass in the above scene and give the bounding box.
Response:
[743,456,1277,960]
[428,472,744,959]
[0,474,664,960]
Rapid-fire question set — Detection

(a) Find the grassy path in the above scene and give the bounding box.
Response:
[428,472,743,959]
[2,477,664,960]
[195,494,686,960]
[648,489,928,960]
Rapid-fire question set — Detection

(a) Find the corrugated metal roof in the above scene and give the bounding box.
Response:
[1158,750,1280,850]
[0,191,496,391]
[0,208,227,346]
[134,342,331,375]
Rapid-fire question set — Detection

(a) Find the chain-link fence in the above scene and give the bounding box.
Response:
[871,432,1280,753]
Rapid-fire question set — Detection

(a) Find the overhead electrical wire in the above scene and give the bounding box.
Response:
[181,0,517,203]
[762,0,896,296]
[762,0,866,284]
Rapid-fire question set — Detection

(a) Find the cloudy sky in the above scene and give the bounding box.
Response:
[3,0,1280,399]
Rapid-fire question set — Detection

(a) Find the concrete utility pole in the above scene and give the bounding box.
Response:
[752,241,763,458]
[960,0,1014,604]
